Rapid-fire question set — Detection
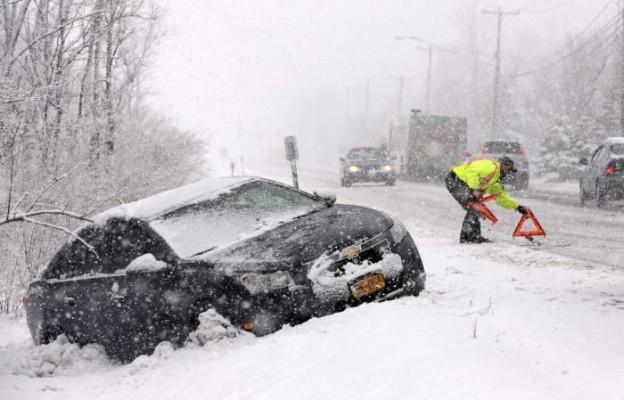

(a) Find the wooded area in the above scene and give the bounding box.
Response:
[0,0,205,313]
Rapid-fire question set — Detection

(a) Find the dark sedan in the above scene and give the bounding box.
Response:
[580,137,624,206]
[340,147,396,186]
[25,177,426,361]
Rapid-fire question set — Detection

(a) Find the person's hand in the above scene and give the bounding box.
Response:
[517,205,529,214]
[475,188,485,202]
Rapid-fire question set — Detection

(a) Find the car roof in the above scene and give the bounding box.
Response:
[92,176,256,226]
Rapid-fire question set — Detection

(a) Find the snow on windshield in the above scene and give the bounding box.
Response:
[150,181,324,258]
[92,177,254,227]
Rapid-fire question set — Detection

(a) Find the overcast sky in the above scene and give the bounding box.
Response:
[146,0,616,174]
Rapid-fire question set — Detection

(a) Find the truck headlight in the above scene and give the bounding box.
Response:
[383,165,393,172]
[239,271,295,294]
[348,165,360,173]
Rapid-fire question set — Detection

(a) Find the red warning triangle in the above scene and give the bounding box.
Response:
[469,202,498,224]
[513,209,546,238]
[467,193,499,224]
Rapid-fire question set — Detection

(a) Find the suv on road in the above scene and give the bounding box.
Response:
[579,137,624,207]
[340,147,396,187]
[479,140,529,190]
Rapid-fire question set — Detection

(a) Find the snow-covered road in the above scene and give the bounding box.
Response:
[1,167,623,400]
[288,167,624,269]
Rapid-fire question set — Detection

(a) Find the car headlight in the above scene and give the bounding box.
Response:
[347,165,360,172]
[239,271,295,294]
[389,217,408,243]
[382,165,393,172]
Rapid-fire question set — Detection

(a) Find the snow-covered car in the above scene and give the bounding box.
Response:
[579,137,624,206]
[479,140,530,190]
[24,176,426,361]
[340,147,396,186]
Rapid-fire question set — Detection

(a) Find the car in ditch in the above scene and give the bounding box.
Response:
[479,140,530,190]
[340,147,396,187]
[579,137,624,206]
[24,176,426,361]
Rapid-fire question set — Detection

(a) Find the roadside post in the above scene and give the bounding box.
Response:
[284,136,299,189]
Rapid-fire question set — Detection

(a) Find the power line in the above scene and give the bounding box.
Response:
[506,15,621,77]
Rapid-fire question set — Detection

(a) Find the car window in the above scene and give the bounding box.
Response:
[150,181,326,258]
[610,143,624,155]
[346,148,387,160]
[44,220,170,279]
[482,142,521,154]
[590,146,603,164]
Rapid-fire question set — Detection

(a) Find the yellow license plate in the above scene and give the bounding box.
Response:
[350,273,385,299]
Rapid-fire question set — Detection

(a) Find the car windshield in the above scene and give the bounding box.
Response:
[149,181,325,258]
[346,147,388,160]
[611,143,624,155]
[482,142,521,154]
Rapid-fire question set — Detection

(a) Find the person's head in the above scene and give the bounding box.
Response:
[498,156,517,177]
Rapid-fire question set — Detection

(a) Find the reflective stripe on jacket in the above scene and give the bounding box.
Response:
[451,158,519,209]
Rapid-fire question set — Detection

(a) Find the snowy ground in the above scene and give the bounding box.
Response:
[1,166,623,400]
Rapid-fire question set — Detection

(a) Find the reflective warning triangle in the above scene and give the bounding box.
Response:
[513,209,546,237]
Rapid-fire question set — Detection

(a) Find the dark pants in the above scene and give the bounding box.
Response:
[445,171,482,242]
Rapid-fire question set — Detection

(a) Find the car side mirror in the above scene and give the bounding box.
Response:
[313,190,337,207]
[339,157,345,162]
[579,158,589,166]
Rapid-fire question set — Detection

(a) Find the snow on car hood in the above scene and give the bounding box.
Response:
[202,204,393,272]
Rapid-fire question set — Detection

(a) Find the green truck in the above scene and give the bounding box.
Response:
[390,111,468,181]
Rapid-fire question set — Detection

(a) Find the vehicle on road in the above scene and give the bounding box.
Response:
[24,177,426,361]
[389,111,468,181]
[479,140,530,190]
[579,137,624,207]
[340,147,397,186]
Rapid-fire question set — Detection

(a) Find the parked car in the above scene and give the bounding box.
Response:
[24,177,426,361]
[579,137,624,206]
[479,140,529,190]
[340,147,396,187]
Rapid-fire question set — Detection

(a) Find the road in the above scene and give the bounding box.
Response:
[258,166,624,269]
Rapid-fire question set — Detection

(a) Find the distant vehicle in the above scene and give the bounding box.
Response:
[340,147,396,186]
[24,177,426,362]
[396,111,468,181]
[579,137,624,206]
[480,140,529,190]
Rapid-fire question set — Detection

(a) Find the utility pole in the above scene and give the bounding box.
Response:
[483,8,519,137]
[425,44,432,112]
[395,75,405,117]
[621,7,624,135]
[395,36,434,112]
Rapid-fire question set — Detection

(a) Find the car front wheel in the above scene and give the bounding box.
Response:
[596,180,608,207]
[579,182,588,206]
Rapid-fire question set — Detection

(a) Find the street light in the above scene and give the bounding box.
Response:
[396,36,433,112]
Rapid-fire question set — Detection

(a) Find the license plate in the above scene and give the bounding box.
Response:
[350,273,385,299]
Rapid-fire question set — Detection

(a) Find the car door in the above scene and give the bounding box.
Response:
[583,146,604,196]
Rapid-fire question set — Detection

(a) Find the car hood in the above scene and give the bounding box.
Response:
[344,159,392,168]
[199,204,393,273]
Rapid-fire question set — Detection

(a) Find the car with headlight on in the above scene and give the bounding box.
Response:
[340,147,396,186]
[24,176,425,362]
[579,137,624,207]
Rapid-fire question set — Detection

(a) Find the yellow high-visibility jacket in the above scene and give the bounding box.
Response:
[451,158,519,209]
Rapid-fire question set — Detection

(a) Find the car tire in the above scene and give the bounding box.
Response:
[341,178,351,187]
[34,312,63,345]
[579,183,588,206]
[385,180,395,186]
[596,180,608,207]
